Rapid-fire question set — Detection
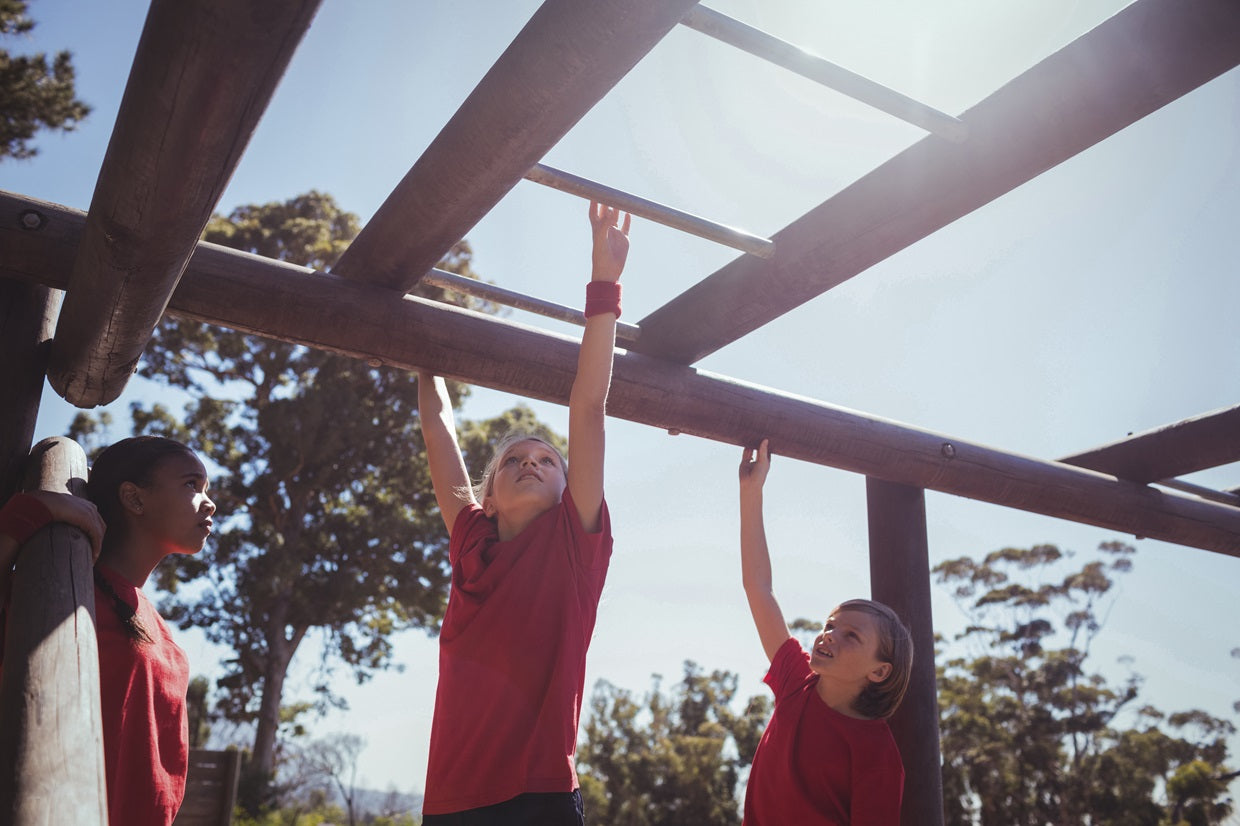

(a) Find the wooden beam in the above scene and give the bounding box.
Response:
[46,0,321,408]
[1060,405,1240,483]
[866,479,944,826]
[330,0,699,291]
[0,276,59,501]
[0,437,106,826]
[632,0,1240,364]
[6,191,1240,557]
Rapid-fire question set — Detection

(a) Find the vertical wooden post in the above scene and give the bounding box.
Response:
[866,477,944,826]
[0,278,60,501]
[0,437,107,825]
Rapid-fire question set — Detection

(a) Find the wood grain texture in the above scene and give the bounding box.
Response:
[5,191,1239,557]
[46,0,321,407]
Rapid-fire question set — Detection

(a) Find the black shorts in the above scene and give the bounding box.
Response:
[421,789,585,826]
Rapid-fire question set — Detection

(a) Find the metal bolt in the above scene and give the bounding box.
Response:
[367,358,382,368]
[668,428,681,436]
[20,210,45,230]
[941,442,956,459]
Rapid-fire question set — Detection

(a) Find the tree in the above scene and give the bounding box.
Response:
[71,191,551,813]
[577,661,771,826]
[934,541,1236,825]
[0,0,90,161]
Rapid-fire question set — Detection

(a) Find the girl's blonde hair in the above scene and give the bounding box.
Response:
[468,431,568,504]
[838,598,913,720]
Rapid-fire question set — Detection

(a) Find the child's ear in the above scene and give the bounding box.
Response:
[481,496,497,518]
[119,481,144,515]
[867,662,893,684]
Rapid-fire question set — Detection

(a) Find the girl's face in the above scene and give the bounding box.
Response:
[130,452,216,556]
[809,607,892,688]
[483,439,566,519]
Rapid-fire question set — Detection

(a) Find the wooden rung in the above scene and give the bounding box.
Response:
[681,5,968,142]
[524,163,775,258]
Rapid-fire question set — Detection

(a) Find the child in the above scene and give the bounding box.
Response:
[0,436,216,826]
[417,201,630,824]
[738,439,913,826]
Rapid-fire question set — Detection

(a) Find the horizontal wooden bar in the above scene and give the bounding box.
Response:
[421,267,641,344]
[331,0,700,292]
[5,190,1240,558]
[524,163,775,258]
[636,0,1240,364]
[1061,404,1240,483]
[45,0,321,408]
[681,5,967,142]
[1154,477,1240,508]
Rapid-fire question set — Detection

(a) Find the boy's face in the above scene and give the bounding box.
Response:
[808,607,892,687]
[483,439,567,518]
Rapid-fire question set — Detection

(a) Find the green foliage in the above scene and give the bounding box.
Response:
[69,191,550,812]
[934,541,1236,825]
[0,0,90,160]
[186,675,211,748]
[578,661,771,826]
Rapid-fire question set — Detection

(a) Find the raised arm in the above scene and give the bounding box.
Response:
[739,439,793,662]
[567,202,630,533]
[417,372,475,535]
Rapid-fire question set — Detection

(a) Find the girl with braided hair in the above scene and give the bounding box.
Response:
[0,436,216,826]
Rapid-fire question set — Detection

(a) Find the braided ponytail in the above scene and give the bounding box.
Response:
[93,568,154,644]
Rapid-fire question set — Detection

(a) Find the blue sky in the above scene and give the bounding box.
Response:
[7,0,1239,804]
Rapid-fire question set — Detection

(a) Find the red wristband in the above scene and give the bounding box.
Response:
[0,493,55,546]
[584,280,622,320]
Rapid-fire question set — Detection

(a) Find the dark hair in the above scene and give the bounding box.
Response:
[87,436,197,643]
[838,598,914,720]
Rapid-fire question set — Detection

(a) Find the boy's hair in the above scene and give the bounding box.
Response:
[470,431,568,504]
[87,436,198,644]
[839,598,913,720]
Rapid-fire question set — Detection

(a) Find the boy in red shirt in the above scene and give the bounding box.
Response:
[738,439,914,825]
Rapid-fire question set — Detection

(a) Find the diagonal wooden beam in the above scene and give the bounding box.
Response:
[329,0,699,291]
[46,0,321,408]
[632,0,1240,364]
[7,191,1240,558]
[1060,405,1240,484]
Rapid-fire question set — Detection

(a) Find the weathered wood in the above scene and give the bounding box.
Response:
[1060,405,1240,484]
[633,0,1240,364]
[330,0,699,291]
[0,437,106,826]
[172,749,242,826]
[4,191,1240,557]
[0,274,60,501]
[866,479,944,826]
[45,0,321,408]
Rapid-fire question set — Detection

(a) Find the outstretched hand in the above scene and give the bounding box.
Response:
[588,201,631,283]
[739,438,771,492]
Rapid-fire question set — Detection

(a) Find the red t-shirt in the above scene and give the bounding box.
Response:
[422,489,612,814]
[1,563,189,826]
[95,564,190,826]
[743,638,904,826]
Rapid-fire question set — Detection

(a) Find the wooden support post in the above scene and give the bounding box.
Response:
[866,478,944,826]
[0,437,107,825]
[0,277,59,501]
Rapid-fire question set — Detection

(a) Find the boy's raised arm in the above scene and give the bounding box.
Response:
[567,202,630,533]
[418,372,475,535]
[739,439,793,662]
